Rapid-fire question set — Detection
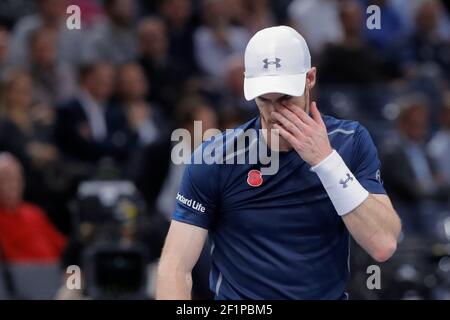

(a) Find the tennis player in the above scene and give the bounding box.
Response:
[156,26,401,300]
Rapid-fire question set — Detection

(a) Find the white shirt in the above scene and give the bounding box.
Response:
[428,130,450,184]
[79,90,108,142]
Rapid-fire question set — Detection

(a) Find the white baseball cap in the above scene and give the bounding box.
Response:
[244,26,311,101]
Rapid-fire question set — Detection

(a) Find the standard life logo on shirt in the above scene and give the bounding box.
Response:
[176,193,206,213]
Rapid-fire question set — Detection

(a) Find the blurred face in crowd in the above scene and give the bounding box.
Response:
[416,0,438,35]
[2,72,33,111]
[160,0,192,28]
[37,0,67,26]
[0,154,24,210]
[399,105,429,142]
[138,18,168,58]
[225,57,245,96]
[83,63,116,103]
[117,63,148,101]
[203,0,230,27]
[340,1,363,38]
[107,0,135,27]
[30,28,57,68]
[255,68,317,151]
[0,27,9,64]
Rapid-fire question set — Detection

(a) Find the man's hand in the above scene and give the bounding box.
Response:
[272,101,333,166]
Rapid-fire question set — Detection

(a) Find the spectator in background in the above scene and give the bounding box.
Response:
[55,62,136,165]
[0,26,9,77]
[0,153,66,262]
[116,62,171,209]
[390,0,450,40]
[381,95,450,235]
[28,27,76,106]
[137,17,188,116]
[395,0,450,79]
[82,0,137,64]
[116,63,167,147]
[0,70,60,205]
[219,55,257,119]
[428,92,450,185]
[319,0,388,83]
[288,0,343,55]
[158,0,198,76]
[194,0,249,80]
[8,0,83,67]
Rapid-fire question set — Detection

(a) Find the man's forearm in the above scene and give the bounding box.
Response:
[342,194,401,262]
[156,266,192,300]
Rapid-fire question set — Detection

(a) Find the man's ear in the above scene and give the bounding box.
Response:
[306,67,317,90]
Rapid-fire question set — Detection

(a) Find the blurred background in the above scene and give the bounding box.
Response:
[0,0,449,300]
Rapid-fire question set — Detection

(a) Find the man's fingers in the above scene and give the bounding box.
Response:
[310,101,325,126]
[272,111,304,137]
[273,124,298,147]
[283,103,315,127]
[278,107,309,130]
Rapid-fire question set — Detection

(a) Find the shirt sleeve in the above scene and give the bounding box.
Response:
[351,125,387,195]
[171,159,219,230]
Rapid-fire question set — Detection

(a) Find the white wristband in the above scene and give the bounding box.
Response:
[310,150,369,216]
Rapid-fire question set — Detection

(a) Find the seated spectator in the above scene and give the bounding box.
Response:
[0,70,64,221]
[55,62,137,164]
[390,0,450,40]
[116,62,172,208]
[394,0,450,79]
[381,95,450,235]
[116,62,168,146]
[288,0,343,56]
[7,0,83,67]
[428,91,450,184]
[194,0,249,80]
[319,0,389,84]
[82,0,137,64]
[0,153,66,262]
[28,27,76,106]
[157,0,198,76]
[137,17,188,116]
[218,55,257,119]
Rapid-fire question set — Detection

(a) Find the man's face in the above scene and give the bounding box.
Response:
[85,64,116,102]
[255,91,308,150]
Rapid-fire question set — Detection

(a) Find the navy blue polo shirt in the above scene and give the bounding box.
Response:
[172,115,386,300]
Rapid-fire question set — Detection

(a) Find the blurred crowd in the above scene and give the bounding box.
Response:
[0,0,450,299]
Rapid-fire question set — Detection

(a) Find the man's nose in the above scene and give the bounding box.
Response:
[273,101,286,111]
